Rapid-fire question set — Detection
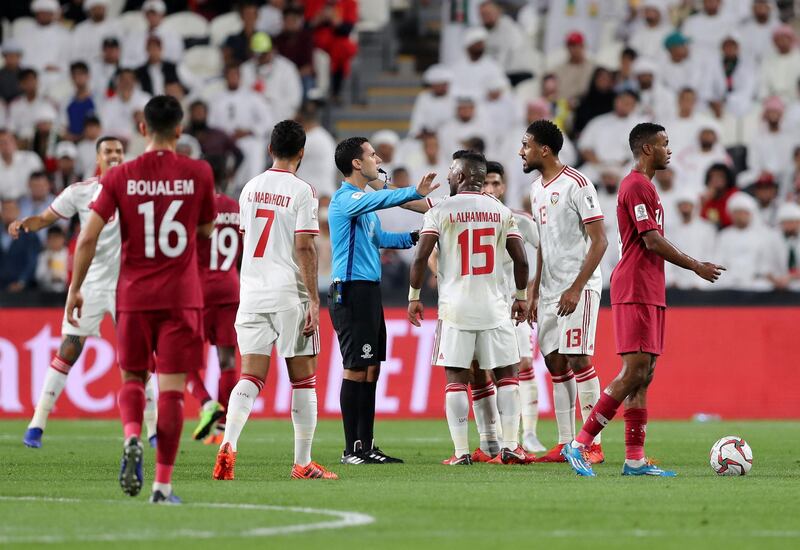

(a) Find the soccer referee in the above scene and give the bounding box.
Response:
[330,137,438,464]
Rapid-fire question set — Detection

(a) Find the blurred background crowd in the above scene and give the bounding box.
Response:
[0,0,799,299]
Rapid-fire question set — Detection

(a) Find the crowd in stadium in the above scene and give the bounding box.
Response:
[1,0,799,294]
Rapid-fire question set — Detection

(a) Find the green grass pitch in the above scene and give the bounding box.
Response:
[1,419,799,549]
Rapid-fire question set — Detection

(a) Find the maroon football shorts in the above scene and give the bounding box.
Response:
[612,303,665,356]
[116,308,203,373]
[203,302,238,347]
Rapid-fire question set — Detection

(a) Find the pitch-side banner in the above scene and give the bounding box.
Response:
[0,307,798,419]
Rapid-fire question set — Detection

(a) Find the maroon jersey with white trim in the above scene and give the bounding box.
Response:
[198,193,241,306]
[92,150,216,311]
[531,165,603,304]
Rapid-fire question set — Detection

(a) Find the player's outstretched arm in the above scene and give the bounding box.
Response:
[408,233,437,327]
[295,233,320,336]
[8,209,59,239]
[641,230,725,282]
[66,211,106,327]
[365,175,432,214]
[506,237,529,325]
[558,220,607,317]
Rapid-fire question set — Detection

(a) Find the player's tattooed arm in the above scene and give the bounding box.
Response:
[58,335,85,364]
[641,231,725,282]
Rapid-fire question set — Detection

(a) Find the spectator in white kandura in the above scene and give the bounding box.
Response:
[241,32,303,122]
[258,0,286,36]
[208,64,274,188]
[654,165,681,230]
[71,0,121,66]
[19,172,56,243]
[377,167,421,264]
[371,130,400,178]
[122,1,183,69]
[632,57,676,122]
[577,89,643,180]
[666,189,717,289]
[715,192,776,290]
[450,27,508,98]
[554,31,595,106]
[98,69,150,143]
[52,141,81,193]
[749,173,781,228]
[663,87,717,158]
[740,0,780,63]
[673,125,731,194]
[769,202,800,290]
[403,132,449,198]
[90,37,121,97]
[35,226,69,292]
[596,164,621,288]
[708,32,758,117]
[628,2,671,62]
[681,0,733,64]
[76,115,102,177]
[19,0,71,89]
[478,0,527,76]
[660,32,712,100]
[409,65,455,136]
[482,73,523,159]
[761,25,800,104]
[437,91,490,161]
[296,100,337,197]
[742,96,799,186]
[0,129,44,201]
[8,69,54,145]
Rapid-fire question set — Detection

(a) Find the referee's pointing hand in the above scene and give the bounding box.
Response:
[415,173,440,197]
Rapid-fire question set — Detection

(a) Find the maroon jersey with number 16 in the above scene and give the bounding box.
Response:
[92,150,216,311]
[610,169,666,308]
[197,193,241,306]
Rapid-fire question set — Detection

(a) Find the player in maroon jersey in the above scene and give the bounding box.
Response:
[562,122,724,477]
[66,95,216,502]
[191,159,242,445]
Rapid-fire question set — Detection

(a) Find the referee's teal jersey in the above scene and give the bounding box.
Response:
[329,182,422,282]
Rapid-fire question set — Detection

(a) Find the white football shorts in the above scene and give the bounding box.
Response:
[235,303,320,357]
[431,318,521,370]
[62,288,115,337]
[537,289,599,357]
[515,321,533,358]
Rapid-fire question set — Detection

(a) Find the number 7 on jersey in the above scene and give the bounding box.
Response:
[253,208,275,257]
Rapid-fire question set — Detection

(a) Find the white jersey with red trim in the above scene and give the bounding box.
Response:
[238,168,319,313]
[421,191,522,330]
[531,165,603,304]
[49,176,120,291]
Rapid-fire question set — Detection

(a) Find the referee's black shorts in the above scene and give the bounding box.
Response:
[329,281,386,369]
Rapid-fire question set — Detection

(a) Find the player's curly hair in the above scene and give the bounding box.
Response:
[270,120,306,159]
[629,122,665,156]
[526,119,563,154]
[335,137,369,176]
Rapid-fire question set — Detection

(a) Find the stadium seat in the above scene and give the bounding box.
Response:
[117,11,147,36]
[180,46,223,81]
[11,17,35,39]
[356,0,390,32]
[210,12,242,46]
[161,12,210,40]
[106,0,125,18]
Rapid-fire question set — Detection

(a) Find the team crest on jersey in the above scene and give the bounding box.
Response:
[550,192,560,205]
[361,344,373,359]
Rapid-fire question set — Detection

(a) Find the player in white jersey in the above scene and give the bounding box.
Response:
[408,150,529,466]
[522,120,608,464]
[213,120,337,481]
[10,137,158,449]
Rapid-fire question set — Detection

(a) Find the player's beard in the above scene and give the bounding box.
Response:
[522,160,539,174]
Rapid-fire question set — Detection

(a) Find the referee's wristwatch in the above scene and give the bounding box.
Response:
[410,230,420,245]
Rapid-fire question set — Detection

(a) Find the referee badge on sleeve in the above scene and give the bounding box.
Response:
[634,204,648,221]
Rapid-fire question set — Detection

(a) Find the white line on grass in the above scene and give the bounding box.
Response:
[0,496,374,544]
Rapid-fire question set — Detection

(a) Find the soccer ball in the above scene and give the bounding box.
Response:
[709,436,753,476]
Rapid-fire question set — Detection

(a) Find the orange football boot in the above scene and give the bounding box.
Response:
[533,443,567,462]
[586,443,605,464]
[291,462,339,479]
[471,448,495,463]
[203,432,224,446]
[213,442,237,480]
[488,445,536,464]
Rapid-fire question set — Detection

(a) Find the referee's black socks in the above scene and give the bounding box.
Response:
[357,381,377,450]
[340,379,361,454]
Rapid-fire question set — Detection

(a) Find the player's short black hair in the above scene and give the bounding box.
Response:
[452,149,487,183]
[486,160,504,177]
[335,136,369,176]
[704,163,735,189]
[270,120,306,159]
[628,122,665,156]
[96,135,122,152]
[526,119,563,154]
[19,68,37,80]
[70,61,89,73]
[29,170,48,181]
[143,95,183,139]
[46,225,65,238]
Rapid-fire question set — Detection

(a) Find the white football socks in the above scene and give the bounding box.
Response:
[291,386,317,467]
[552,372,577,444]
[496,380,521,450]
[144,377,157,439]
[575,366,601,445]
[518,369,539,436]
[445,384,470,457]
[221,379,260,452]
[471,382,499,454]
[29,364,69,430]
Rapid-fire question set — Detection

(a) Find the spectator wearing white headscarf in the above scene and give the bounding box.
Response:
[769,202,800,290]
[632,57,676,122]
[681,0,735,64]
[71,0,122,66]
[409,65,455,136]
[666,188,717,289]
[740,96,800,186]
[122,0,185,68]
[18,0,71,89]
[739,0,781,63]
[760,25,800,103]
[449,27,508,98]
[478,1,528,75]
[437,90,491,161]
[628,2,671,62]
[672,124,731,194]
